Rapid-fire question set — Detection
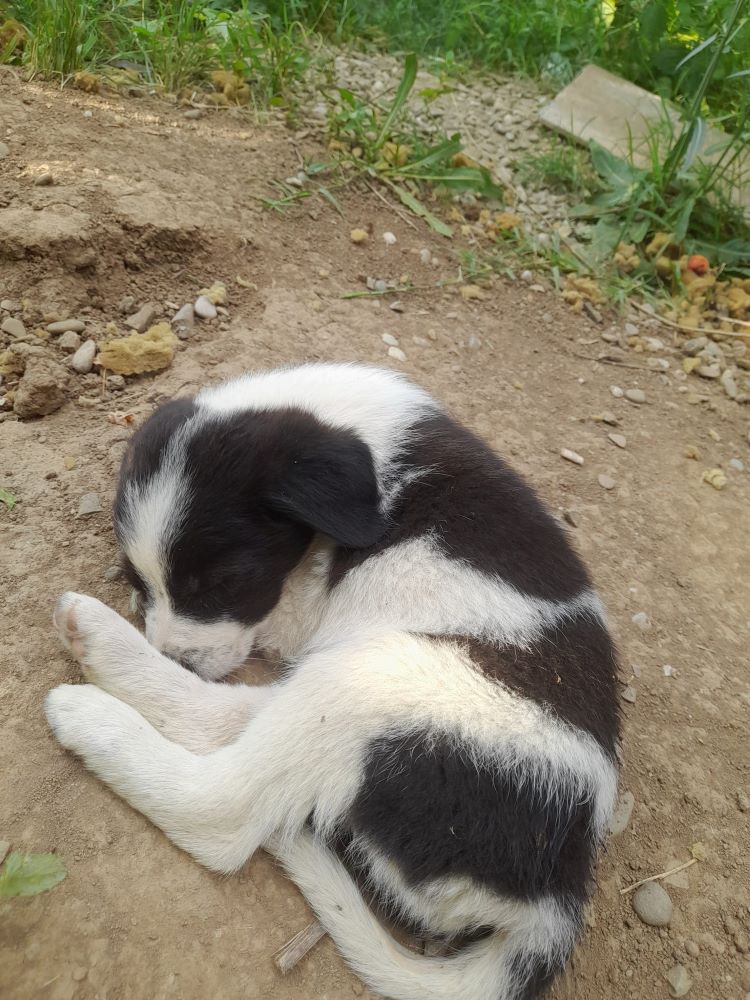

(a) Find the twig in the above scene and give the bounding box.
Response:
[570,352,652,371]
[619,858,697,895]
[631,301,750,339]
[273,921,326,974]
[365,180,418,230]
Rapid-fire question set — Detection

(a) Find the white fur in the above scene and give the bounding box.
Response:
[47,364,618,1000]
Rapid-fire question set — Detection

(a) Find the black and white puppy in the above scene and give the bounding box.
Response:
[46,363,620,1000]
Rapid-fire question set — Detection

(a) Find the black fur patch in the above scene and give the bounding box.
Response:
[348,731,595,903]
[115,404,385,624]
[455,616,620,757]
[329,412,591,600]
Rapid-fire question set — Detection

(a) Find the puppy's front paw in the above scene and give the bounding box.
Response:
[53,591,149,682]
[45,683,118,755]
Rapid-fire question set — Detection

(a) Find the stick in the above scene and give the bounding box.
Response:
[273,921,327,974]
[619,858,697,895]
[366,180,418,230]
[631,301,750,339]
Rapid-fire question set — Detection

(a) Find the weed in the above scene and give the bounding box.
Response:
[517,144,597,196]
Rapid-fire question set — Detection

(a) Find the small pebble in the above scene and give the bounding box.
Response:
[47,319,85,335]
[599,411,618,425]
[382,333,399,347]
[194,296,217,320]
[560,449,584,466]
[389,300,404,313]
[83,110,93,119]
[608,433,627,449]
[729,458,744,472]
[737,792,750,812]
[118,295,136,314]
[632,882,673,927]
[71,339,97,375]
[125,303,158,333]
[663,664,676,677]
[72,968,88,982]
[466,334,482,351]
[0,142,9,159]
[1,317,26,338]
[57,330,81,352]
[419,248,431,265]
[520,269,533,283]
[383,231,397,245]
[665,964,692,997]
[608,791,635,835]
[78,493,103,516]
[632,611,651,631]
[624,322,639,337]
[1,299,21,312]
[621,685,637,704]
[171,303,195,339]
[183,108,203,120]
[562,509,579,528]
[350,228,368,244]
[610,385,624,398]
[103,565,123,582]
[598,474,616,490]
[684,940,700,958]
[387,346,406,363]
[34,172,54,187]
[625,388,646,404]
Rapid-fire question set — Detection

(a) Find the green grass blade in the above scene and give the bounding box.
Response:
[375,53,418,150]
[386,181,453,237]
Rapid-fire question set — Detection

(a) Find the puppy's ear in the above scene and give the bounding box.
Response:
[270,430,387,548]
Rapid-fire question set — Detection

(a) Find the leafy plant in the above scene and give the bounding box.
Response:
[0,852,67,898]
[327,53,503,235]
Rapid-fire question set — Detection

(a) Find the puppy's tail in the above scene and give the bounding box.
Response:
[271,830,579,1000]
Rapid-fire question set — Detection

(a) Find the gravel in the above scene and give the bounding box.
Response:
[57,330,81,352]
[610,385,624,398]
[47,319,85,335]
[560,448,584,465]
[71,339,97,374]
[33,172,54,186]
[608,433,627,448]
[632,882,673,927]
[608,791,635,835]
[382,333,399,347]
[78,493,103,516]
[1,316,26,338]
[387,346,406,362]
[194,295,217,320]
[125,303,158,333]
[171,303,195,339]
[598,474,616,490]
[632,611,651,631]
[665,964,692,996]
[625,388,646,404]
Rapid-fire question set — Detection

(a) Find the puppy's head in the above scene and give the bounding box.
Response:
[114,398,386,679]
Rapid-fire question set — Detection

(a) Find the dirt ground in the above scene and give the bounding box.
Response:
[1,67,749,1000]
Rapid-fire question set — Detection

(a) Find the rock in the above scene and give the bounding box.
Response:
[171,303,194,340]
[598,474,616,490]
[47,319,85,335]
[103,565,123,582]
[58,330,81,352]
[107,375,125,391]
[609,791,635,835]
[684,940,700,958]
[72,968,88,982]
[729,458,744,472]
[624,322,639,337]
[78,493,102,516]
[610,385,624,398]
[183,108,203,120]
[1,342,46,376]
[562,509,580,527]
[466,334,482,350]
[632,611,651,631]
[625,388,646,403]
[34,172,54,187]
[632,882,673,927]
[118,295,136,314]
[683,337,708,355]
[608,433,627,448]
[1,299,21,312]
[382,333,399,347]
[419,248,431,265]
[721,369,739,398]
[665,964,692,997]
[698,363,721,379]
[598,411,618,426]
[125,302,158,333]
[350,228,368,244]
[1,316,26,338]
[97,323,178,376]
[194,295,217,320]
[621,685,637,704]
[13,358,68,418]
[560,449,584,466]
[71,339,97,374]
[389,300,404,313]
[387,346,406,363]
[737,791,750,812]
[702,468,727,490]
[0,142,9,159]
[520,269,533,283]
[383,231,397,245]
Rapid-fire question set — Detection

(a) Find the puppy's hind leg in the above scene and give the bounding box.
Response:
[53,591,275,752]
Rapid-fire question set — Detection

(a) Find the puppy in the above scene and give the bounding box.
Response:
[46,363,619,1000]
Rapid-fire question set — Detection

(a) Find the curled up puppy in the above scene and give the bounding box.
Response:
[46,362,620,1000]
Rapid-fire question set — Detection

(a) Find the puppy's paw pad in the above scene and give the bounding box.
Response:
[53,591,138,668]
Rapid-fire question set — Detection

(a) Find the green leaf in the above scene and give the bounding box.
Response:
[672,195,697,243]
[0,488,17,511]
[388,182,453,237]
[398,135,463,172]
[679,117,705,172]
[589,142,644,192]
[726,68,750,80]
[0,852,67,898]
[589,217,622,263]
[375,53,418,150]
